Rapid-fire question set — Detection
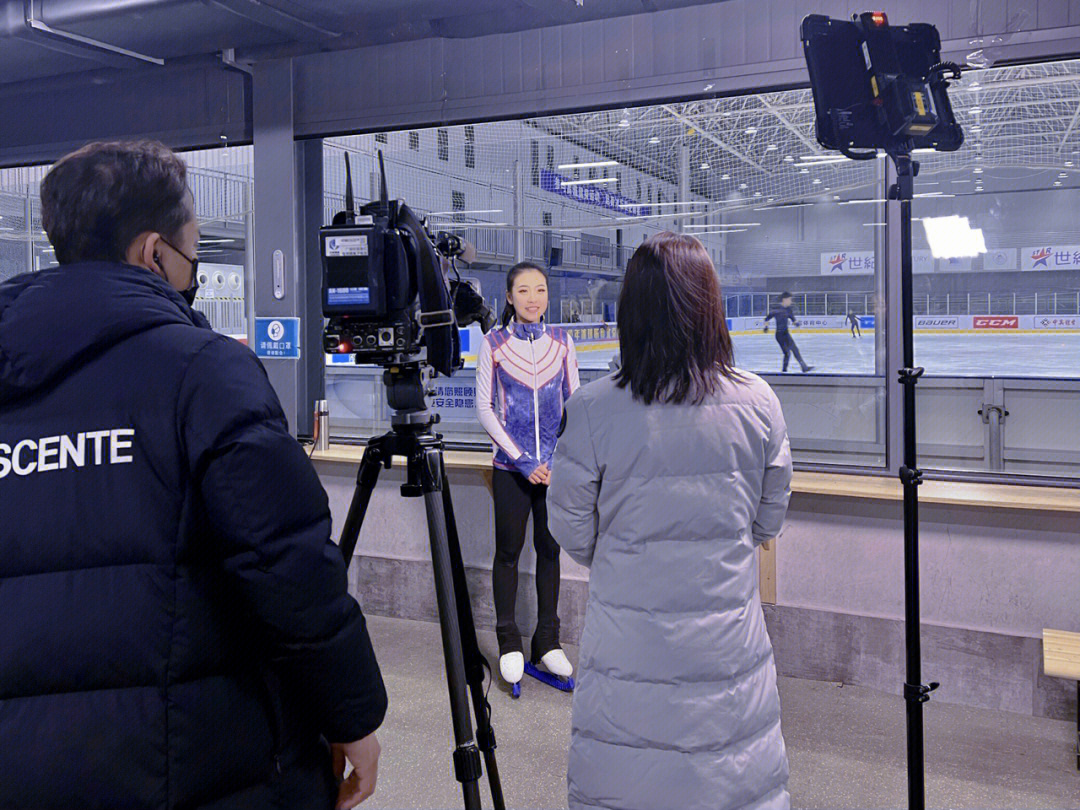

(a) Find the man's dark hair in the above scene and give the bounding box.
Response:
[41,140,192,265]
[780,291,792,299]
[614,232,737,406]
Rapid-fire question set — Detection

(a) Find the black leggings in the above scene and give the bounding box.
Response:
[492,468,561,660]
[776,331,807,372]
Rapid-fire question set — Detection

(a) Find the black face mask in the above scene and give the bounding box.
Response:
[157,235,200,307]
[181,273,200,307]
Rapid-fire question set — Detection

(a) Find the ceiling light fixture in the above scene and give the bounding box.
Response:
[557,160,619,170]
[436,222,509,228]
[560,177,619,187]
[684,222,760,229]
[427,209,505,216]
[757,201,814,209]
[619,201,706,209]
[798,154,847,163]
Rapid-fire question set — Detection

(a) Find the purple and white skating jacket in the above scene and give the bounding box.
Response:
[476,320,580,476]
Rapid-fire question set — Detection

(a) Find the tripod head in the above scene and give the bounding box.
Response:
[382,361,440,433]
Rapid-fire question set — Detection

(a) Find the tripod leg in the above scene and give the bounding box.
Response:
[419,448,483,810]
[338,441,386,565]
[442,469,506,810]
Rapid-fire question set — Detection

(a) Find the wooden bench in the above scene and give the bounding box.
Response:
[1043,628,1080,770]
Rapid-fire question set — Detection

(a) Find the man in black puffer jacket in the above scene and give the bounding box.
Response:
[0,140,387,809]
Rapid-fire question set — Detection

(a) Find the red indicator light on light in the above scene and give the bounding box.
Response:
[338,342,352,353]
[871,11,888,25]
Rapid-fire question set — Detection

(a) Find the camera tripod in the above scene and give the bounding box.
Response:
[337,366,504,810]
[889,149,940,810]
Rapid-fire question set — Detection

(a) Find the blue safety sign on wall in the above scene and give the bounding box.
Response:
[254,317,301,359]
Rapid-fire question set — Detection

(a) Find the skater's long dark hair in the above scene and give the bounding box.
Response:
[500,261,548,327]
[615,232,737,405]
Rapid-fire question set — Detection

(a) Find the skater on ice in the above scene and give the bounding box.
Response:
[846,310,863,338]
[764,291,814,373]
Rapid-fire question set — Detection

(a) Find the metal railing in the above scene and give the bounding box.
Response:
[724,292,875,318]
[723,290,1080,318]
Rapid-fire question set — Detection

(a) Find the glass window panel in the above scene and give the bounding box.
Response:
[0,145,254,341]
[321,90,888,467]
[909,58,1080,477]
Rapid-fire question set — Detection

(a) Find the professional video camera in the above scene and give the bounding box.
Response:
[321,152,495,391]
[323,153,506,810]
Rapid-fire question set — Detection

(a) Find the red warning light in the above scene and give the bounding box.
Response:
[871,11,888,26]
[338,342,352,353]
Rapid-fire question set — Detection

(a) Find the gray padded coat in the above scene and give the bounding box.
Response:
[548,371,793,810]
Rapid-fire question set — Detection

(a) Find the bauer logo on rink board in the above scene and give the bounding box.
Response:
[913,316,960,329]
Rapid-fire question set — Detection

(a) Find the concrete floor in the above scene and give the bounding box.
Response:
[361,614,1079,809]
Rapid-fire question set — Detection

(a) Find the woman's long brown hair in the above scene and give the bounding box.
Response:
[614,232,737,405]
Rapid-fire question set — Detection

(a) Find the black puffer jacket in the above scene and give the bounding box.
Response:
[0,262,387,809]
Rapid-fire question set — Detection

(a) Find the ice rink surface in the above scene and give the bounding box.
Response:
[577,332,1080,378]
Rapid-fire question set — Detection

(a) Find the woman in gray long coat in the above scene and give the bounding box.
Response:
[549,232,793,810]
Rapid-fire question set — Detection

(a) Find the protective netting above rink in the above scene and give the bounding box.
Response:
[323,58,1080,242]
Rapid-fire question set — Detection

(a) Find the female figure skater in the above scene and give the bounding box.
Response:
[476,261,579,689]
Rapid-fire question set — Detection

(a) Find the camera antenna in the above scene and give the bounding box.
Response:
[377,150,389,207]
[343,152,356,225]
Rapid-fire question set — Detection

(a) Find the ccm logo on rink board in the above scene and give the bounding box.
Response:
[0,429,134,479]
[973,316,1019,329]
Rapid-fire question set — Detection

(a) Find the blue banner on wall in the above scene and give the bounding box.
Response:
[539,169,645,215]
[858,315,876,329]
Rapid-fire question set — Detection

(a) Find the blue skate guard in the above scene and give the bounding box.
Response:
[510,662,576,698]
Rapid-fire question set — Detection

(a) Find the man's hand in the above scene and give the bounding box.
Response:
[332,732,381,809]
[529,463,551,486]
